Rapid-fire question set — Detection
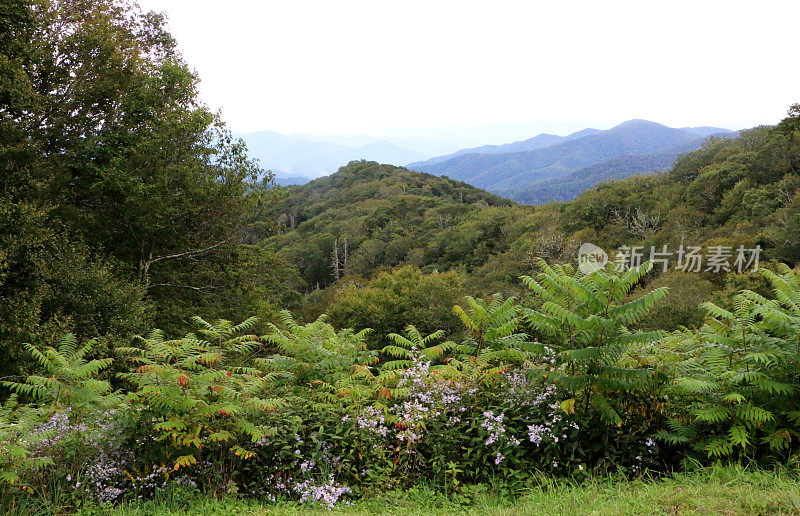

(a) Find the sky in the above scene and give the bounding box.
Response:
[137,0,800,145]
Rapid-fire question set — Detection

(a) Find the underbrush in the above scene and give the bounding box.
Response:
[2,262,800,513]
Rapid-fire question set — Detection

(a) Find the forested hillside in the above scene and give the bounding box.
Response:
[268,162,512,285]
[266,116,800,338]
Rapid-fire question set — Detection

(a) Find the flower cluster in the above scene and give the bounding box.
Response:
[79,450,128,503]
[393,400,429,444]
[33,409,88,448]
[354,406,389,437]
[481,411,507,445]
[499,371,580,450]
[129,465,171,499]
[504,367,558,407]
[294,475,352,510]
[525,423,549,446]
[480,411,520,465]
[128,464,202,501]
[391,349,477,445]
[527,412,579,447]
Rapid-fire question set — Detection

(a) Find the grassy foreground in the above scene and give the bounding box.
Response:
[67,466,800,516]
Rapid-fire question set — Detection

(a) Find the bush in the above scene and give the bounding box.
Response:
[2,260,800,511]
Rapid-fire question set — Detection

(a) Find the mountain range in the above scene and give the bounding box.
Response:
[408,120,736,203]
[240,121,738,202]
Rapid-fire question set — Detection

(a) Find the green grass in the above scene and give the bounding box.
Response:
[11,466,800,515]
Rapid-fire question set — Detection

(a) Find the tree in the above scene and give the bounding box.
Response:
[327,266,470,348]
[0,0,276,360]
[1,0,154,370]
[522,260,669,425]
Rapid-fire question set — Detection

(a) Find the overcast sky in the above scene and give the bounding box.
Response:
[137,0,800,144]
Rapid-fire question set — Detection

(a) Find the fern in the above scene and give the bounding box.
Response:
[118,317,284,470]
[663,265,800,459]
[382,326,455,370]
[521,259,668,424]
[0,396,56,489]
[2,334,117,412]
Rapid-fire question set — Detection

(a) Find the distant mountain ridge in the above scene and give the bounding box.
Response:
[408,128,602,167]
[273,171,312,186]
[408,120,735,203]
[236,130,459,182]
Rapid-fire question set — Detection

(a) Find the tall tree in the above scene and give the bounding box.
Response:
[0,0,276,374]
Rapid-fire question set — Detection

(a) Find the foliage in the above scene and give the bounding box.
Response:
[452,294,526,355]
[3,334,116,410]
[521,260,669,426]
[260,310,377,399]
[380,325,455,371]
[325,266,470,348]
[0,0,278,381]
[659,265,800,461]
[0,337,126,499]
[0,396,52,489]
[117,317,285,471]
[445,295,538,385]
[2,260,800,509]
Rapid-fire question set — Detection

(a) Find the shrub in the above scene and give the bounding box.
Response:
[116,317,287,474]
[659,264,800,461]
[2,260,800,510]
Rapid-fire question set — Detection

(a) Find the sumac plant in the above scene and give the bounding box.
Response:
[117,317,288,471]
[521,260,670,426]
[659,264,800,461]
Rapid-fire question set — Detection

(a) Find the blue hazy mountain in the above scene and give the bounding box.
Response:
[236,131,452,182]
[273,171,312,186]
[408,120,734,203]
[407,127,602,168]
[511,134,740,204]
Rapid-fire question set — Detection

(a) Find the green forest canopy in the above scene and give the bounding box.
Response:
[265,117,800,338]
[3,0,800,372]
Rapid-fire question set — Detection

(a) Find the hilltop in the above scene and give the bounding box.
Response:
[267,161,514,288]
